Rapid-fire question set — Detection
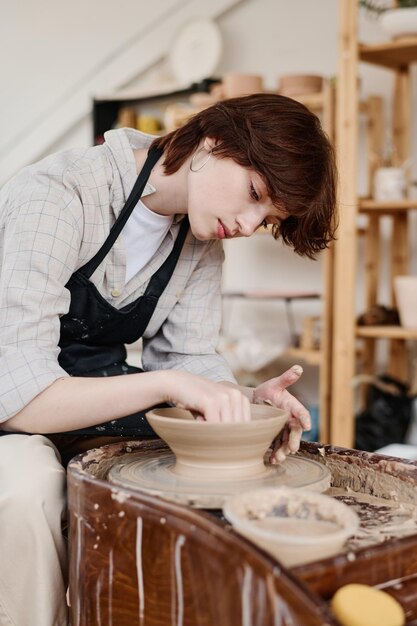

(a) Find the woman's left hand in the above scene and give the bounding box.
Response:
[252,364,311,464]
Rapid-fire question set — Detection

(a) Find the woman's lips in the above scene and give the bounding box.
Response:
[217,220,231,239]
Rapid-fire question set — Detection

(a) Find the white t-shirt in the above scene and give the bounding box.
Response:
[123,199,173,283]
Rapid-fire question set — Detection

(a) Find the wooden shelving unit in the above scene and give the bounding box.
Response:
[359,39,417,69]
[331,1,417,447]
[356,326,417,340]
[92,79,218,144]
[359,198,417,213]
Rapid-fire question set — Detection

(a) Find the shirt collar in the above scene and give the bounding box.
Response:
[103,127,186,226]
[103,128,158,215]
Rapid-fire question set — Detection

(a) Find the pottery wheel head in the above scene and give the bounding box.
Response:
[145,404,288,481]
[108,449,331,509]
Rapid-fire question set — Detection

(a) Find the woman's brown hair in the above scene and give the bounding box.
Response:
[152,93,337,259]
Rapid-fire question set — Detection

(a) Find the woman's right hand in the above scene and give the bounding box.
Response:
[163,370,251,423]
[4,369,251,434]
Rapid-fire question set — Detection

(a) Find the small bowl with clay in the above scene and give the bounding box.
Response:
[223,486,360,567]
[145,404,288,481]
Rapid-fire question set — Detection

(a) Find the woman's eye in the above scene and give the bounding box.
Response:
[250,183,259,201]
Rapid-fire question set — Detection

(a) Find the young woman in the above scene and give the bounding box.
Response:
[0,93,336,626]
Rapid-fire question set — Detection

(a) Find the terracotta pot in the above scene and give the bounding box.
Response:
[278,74,323,97]
[222,73,264,99]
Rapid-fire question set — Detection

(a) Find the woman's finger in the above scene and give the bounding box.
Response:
[288,423,303,453]
[273,364,304,391]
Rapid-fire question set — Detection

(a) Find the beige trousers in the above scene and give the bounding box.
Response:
[0,435,68,626]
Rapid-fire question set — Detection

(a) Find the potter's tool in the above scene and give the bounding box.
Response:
[108,448,331,509]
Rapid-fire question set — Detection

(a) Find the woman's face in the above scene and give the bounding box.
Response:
[186,142,286,241]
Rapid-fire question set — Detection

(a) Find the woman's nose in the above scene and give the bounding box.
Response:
[237,213,262,237]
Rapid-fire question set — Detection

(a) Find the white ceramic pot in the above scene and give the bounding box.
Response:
[380,7,417,39]
[394,275,417,329]
[373,167,406,202]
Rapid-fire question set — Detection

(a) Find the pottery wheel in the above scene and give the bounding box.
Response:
[108,449,331,508]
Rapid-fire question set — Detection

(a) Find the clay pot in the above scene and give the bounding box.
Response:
[222,73,264,99]
[278,74,323,97]
[394,275,417,329]
[210,82,225,100]
[223,486,359,567]
[188,92,217,107]
[145,404,287,481]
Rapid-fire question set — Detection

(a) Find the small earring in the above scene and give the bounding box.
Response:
[190,147,212,172]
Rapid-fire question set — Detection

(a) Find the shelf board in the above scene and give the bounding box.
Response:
[359,198,417,214]
[359,38,417,69]
[222,290,321,301]
[356,325,417,340]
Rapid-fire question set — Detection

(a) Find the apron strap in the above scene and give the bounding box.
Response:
[80,146,163,279]
[143,216,189,299]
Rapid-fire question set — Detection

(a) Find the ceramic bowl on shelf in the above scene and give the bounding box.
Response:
[380,7,417,40]
[222,73,264,99]
[145,404,288,481]
[223,486,360,567]
[278,74,323,97]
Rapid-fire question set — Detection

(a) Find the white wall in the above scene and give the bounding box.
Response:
[2,0,417,405]
[0,0,243,182]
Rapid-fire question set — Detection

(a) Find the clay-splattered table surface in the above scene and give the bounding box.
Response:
[67,439,417,625]
[293,442,417,625]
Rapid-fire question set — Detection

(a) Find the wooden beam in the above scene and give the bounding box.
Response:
[330,0,359,447]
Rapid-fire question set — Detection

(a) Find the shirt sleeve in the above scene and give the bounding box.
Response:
[0,185,82,422]
[142,239,236,384]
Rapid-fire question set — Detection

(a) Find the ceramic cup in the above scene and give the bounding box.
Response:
[223,486,359,567]
[394,275,417,329]
[145,404,288,481]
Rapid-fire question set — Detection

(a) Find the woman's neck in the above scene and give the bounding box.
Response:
[133,148,188,218]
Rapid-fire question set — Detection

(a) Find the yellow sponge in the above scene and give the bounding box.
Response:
[331,584,405,626]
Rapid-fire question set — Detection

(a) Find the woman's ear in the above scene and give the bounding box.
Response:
[203,136,218,152]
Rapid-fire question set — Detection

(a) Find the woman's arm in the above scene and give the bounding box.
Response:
[2,369,251,434]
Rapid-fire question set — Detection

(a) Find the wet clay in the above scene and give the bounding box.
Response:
[251,518,341,536]
[108,401,331,510]
[108,448,331,508]
[297,444,417,553]
[145,405,288,481]
[325,487,417,551]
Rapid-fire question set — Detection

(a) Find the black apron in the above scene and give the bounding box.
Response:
[57,146,189,437]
